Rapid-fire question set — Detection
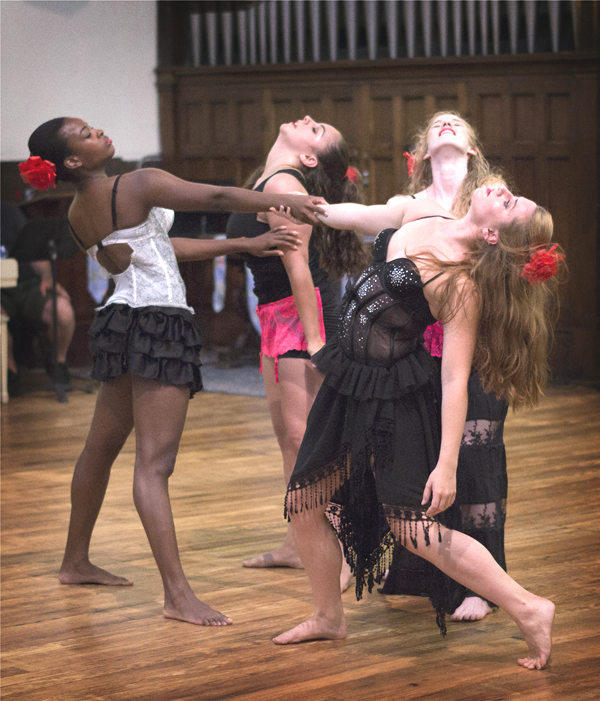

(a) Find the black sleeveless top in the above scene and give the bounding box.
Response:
[338,227,445,368]
[225,169,336,309]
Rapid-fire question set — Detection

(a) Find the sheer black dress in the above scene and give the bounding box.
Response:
[285,227,461,633]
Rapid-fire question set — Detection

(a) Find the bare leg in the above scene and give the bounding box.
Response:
[243,356,353,588]
[395,521,554,669]
[243,356,316,570]
[273,500,347,644]
[451,500,505,621]
[131,377,231,626]
[42,295,75,364]
[59,376,134,586]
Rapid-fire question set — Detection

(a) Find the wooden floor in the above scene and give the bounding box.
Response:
[2,383,599,701]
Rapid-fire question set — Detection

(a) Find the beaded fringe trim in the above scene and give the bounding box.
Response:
[284,445,448,635]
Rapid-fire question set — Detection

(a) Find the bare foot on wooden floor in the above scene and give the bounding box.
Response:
[164,590,232,626]
[273,613,347,645]
[516,597,555,670]
[59,562,133,586]
[242,546,303,569]
[451,596,494,621]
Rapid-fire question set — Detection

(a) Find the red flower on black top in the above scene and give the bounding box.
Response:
[18,156,56,191]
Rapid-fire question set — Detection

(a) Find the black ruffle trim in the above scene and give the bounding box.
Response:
[312,336,437,402]
[89,304,203,397]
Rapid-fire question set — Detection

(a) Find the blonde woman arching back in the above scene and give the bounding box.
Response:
[381,112,513,622]
[273,182,561,670]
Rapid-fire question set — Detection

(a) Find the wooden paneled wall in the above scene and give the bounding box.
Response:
[157,53,599,383]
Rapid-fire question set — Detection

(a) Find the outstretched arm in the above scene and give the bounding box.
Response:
[132,169,325,226]
[273,197,411,237]
[422,279,478,518]
[171,226,300,262]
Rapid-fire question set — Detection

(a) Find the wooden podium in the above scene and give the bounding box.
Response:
[1,258,18,403]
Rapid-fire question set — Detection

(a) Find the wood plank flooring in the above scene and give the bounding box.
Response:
[2,384,599,700]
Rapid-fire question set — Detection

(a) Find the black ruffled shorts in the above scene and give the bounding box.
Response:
[89,304,203,397]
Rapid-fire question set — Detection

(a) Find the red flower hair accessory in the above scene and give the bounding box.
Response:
[521,244,565,285]
[18,156,56,191]
[345,166,358,183]
[403,151,415,176]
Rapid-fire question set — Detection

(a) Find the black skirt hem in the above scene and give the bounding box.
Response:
[89,304,203,397]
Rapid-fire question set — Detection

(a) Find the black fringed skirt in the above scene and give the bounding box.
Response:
[89,304,203,397]
[285,336,461,634]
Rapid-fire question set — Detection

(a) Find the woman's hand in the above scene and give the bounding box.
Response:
[270,193,328,226]
[244,226,302,257]
[421,463,456,518]
[276,194,327,226]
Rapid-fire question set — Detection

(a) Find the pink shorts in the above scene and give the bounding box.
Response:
[257,288,326,382]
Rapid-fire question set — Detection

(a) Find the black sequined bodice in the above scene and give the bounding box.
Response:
[339,228,437,367]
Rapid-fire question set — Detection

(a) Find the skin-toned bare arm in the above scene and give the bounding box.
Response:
[274,199,410,237]
[133,169,325,226]
[422,278,478,517]
[263,173,325,356]
[170,226,300,262]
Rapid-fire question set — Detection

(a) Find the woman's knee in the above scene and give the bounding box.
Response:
[279,420,307,454]
[134,442,179,480]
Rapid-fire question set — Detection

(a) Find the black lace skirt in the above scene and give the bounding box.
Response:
[89,304,203,397]
[381,371,508,607]
[286,336,461,634]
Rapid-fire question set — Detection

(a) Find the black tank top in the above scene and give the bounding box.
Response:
[225,169,335,310]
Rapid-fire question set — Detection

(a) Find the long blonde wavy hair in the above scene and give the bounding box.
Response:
[417,207,563,409]
[406,111,564,408]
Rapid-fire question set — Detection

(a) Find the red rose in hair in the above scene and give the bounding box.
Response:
[403,151,415,176]
[521,244,565,285]
[345,166,358,183]
[18,156,56,191]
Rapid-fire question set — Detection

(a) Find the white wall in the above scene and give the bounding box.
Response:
[1,0,159,162]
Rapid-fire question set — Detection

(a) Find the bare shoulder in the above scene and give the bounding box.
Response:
[404,197,455,223]
[125,168,175,189]
[261,170,308,195]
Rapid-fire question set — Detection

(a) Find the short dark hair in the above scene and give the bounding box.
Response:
[27,118,76,182]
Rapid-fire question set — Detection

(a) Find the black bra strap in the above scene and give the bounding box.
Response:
[68,221,103,251]
[111,175,122,231]
[68,221,86,250]
[422,271,444,287]
[256,168,306,191]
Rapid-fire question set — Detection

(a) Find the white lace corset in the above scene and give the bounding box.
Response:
[88,208,193,313]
